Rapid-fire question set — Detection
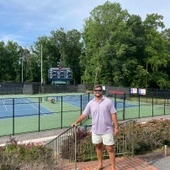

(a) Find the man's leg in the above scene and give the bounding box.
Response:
[95,143,103,169]
[106,145,115,170]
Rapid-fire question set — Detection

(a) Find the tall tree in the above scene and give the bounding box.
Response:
[50,28,83,84]
[63,29,83,84]
[0,41,22,82]
[32,28,83,84]
[32,35,58,84]
[143,14,170,88]
[81,1,129,85]
[161,28,170,67]
[81,1,170,88]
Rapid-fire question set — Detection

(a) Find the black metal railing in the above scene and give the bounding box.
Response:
[45,120,135,169]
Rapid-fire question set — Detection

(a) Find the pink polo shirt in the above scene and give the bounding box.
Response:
[83,96,117,134]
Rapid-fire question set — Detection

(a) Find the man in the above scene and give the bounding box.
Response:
[72,84,119,170]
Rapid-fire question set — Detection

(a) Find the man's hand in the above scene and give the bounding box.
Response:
[71,122,77,127]
[71,114,86,127]
[114,127,119,135]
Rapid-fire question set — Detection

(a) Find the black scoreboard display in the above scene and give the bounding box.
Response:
[48,67,72,81]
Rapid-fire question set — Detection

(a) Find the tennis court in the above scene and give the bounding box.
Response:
[0,93,169,137]
[0,98,52,119]
[49,95,139,109]
[0,94,160,121]
[0,94,88,136]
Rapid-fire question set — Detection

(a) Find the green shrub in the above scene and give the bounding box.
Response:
[60,119,170,160]
[2,119,169,168]
[134,119,170,154]
[60,127,90,161]
[0,136,57,170]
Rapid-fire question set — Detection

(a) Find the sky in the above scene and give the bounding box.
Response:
[0,0,170,47]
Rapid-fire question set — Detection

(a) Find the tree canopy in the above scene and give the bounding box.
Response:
[0,1,170,88]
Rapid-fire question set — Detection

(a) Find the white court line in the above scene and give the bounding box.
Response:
[2,100,8,111]
[22,98,53,114]
[21,98,44,113]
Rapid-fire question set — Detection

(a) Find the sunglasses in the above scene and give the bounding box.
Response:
[94,90,102,92]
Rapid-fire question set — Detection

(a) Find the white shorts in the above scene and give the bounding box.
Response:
[92,132,115,146]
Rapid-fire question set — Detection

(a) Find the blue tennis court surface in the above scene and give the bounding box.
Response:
[49,95,92,109]
[115,102,138,108]
[63,95,91,108]
[0,98,52,119]
[0,96,137,119]
[53,95,137,109]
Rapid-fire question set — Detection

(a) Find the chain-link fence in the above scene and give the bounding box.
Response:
[0,82,86,94]
[0,85,170,137]
[0,94,91,137]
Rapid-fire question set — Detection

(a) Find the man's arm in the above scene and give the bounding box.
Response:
[112,113,119,135]
[71,114,87,127]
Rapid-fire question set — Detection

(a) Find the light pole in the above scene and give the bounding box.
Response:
[21,55,24,82]
[19,47,24,83]
[41,44,43,84]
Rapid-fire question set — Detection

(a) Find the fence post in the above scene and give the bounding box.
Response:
[123,93,126,120]
[138,94,141,118]
[80,94,83,115]
[88,92,90,102]
[38,97,41,131]
[12,98,15,135]
[61,96,63,128]
[114,94,117,109]
[164,98,166,115]
[80,95,83,125]
[152,96,154,117]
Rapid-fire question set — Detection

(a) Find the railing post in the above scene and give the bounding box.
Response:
[132,120,135,158]
[74,126,77,170]
[54,141,57,158]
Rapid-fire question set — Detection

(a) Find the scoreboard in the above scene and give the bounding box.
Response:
[48,67,72,81]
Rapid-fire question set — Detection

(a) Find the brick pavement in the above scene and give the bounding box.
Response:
[63,156,159,170]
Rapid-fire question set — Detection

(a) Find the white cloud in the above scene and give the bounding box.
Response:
[0,0,170,46]
[0,34,23,45]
